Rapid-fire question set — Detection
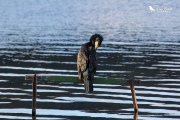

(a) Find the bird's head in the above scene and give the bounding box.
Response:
[89,34,103,49]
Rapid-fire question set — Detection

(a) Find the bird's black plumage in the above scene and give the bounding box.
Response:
[77,34,103,93]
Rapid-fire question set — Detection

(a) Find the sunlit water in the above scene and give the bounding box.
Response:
[0,0,180,119]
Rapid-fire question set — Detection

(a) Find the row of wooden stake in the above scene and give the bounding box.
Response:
[25,74,140,120]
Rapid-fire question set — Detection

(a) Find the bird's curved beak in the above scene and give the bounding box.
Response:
[95,41,99,49]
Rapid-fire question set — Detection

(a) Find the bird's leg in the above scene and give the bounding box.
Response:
[84,76,89,93]
[86,72,93,93]
[89,73,94,92]
[83,70,88,93]
[83,70,93,93]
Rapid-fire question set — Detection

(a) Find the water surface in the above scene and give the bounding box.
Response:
[0,0,180,119]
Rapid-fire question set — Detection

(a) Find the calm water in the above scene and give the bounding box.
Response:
[0,0,180,119]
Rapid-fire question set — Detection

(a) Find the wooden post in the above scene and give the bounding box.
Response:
[134,110,138,120]
[25,74,39,120]
[32,74,37,120]
[130,78,138,112]
[126,78,140,120]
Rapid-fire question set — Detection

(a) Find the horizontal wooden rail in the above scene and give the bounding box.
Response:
[25,74,140,119]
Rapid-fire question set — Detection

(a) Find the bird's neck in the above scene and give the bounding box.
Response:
[88,42,95,48]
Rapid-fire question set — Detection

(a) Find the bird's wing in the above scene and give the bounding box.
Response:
[89,49,97,73]
[77,45,89,75]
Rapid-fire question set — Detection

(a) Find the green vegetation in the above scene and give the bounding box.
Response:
[42,76,125,85]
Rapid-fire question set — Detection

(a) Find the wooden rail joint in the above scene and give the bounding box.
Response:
[126,78,141,85]
[25,74,42,81]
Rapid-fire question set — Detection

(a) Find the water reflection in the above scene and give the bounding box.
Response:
[0,108,134,119]
[0,79,180,119]
[0,0,180,119]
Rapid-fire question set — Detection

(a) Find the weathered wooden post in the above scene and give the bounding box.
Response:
[25,74,39,120]
[126,78,141,120]
[32,74,37,120]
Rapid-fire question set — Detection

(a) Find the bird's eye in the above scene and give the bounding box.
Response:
[95,37,100,41]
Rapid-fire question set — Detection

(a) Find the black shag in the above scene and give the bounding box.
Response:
[77,34,103,93]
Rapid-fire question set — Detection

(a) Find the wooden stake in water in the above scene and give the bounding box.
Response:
[25,74,38,120]
[126,78,140,112]
[134,110,138,120]
[32,74,37,120]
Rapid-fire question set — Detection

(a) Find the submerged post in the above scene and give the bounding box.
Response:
[25,74,39,120]
[134,110,138,120]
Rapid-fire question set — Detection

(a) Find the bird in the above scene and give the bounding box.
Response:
[77,34,103,93]
[149,6,156,12]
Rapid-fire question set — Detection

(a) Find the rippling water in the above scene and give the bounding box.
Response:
[0,0,180,119]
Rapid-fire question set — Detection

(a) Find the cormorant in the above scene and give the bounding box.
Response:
[77,34,103,93]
